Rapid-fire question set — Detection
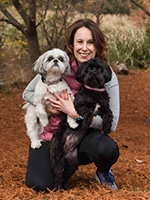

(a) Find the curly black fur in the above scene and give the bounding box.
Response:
[50,58,113,189]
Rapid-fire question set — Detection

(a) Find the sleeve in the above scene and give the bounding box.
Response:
[22,74,41,105]
[90,71,120,132]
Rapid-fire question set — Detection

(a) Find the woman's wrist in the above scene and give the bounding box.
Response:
[69,111,96,122]
[64,103,79,119]
[69,111,80,119]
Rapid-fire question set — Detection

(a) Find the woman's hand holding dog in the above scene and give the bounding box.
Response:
[46,105,61,115]
[48,90,97,125]
[48,90,80,119]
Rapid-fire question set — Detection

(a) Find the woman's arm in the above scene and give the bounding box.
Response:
[107,71,120,131]
[90,71,120,132]
[22,74,41,105]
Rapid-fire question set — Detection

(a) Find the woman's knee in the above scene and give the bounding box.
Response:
[97,134,119,159]
[78,131,119,165]
[26,171,54,192]
[94,134,119,171]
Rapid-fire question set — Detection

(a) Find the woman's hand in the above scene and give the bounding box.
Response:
[48,90,79,119]
[46,105,61,115]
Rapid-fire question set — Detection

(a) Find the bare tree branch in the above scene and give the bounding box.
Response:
[130,0,150,17]
[36,0,50,27]
[0,5,25,32]
[11,0,29,25]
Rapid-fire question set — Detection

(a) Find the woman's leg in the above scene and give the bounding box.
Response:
[78,128,119,190]
[26,141,54,192]
[78,128,119,169]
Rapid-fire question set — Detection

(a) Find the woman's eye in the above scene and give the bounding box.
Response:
[88,40,94,44]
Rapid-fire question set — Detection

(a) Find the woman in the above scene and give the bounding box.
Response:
[22,19,120,191]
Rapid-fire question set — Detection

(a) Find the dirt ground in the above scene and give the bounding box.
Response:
[0,69,150,200]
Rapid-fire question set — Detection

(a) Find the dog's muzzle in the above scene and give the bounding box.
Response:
[53,59,59,66]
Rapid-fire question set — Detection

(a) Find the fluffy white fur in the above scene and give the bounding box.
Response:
[23,48,78,149]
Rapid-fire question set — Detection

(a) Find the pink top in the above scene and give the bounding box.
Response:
[39,61,81,141]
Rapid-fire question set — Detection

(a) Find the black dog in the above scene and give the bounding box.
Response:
[50,58,113,189]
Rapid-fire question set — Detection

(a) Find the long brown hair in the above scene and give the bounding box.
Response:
[64,19,108,63]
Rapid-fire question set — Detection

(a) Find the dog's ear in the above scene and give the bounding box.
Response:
[75,61,88,83]
[103,62,112,83]
[63,52,71,76]
[94,58,112,83]
[33,52,48,75]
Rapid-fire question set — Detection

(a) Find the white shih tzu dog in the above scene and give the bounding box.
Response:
[23,48,78,149]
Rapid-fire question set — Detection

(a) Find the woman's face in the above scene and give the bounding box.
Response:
[73,27,97,65]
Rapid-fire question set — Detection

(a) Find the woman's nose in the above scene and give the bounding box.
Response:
[82,42,88,50]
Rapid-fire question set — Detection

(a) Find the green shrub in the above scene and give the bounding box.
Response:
[105,26,146,68]
[132,22,150,69]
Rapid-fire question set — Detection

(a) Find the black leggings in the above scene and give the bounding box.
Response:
[25,129,119,191]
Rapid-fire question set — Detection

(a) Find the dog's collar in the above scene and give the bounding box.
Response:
[42,76,62,85]
[84,84,105,92]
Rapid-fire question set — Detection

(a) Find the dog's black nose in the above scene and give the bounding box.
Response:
[92,70,97,76]
[53,59,58,63]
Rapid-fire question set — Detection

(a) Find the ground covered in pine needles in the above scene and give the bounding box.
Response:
[0,69,150,200]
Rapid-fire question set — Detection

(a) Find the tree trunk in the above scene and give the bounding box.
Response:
[25,31,41,64]
[0,0,41,64]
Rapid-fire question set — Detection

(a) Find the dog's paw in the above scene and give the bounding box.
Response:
[70,122,79,129]
[31,140,42,149]
[67,117,79,129]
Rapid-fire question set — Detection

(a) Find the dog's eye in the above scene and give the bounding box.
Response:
[47,56,53,62]
[58,56,64,62]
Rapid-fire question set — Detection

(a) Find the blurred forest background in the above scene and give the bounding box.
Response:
[0,0,150,85]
